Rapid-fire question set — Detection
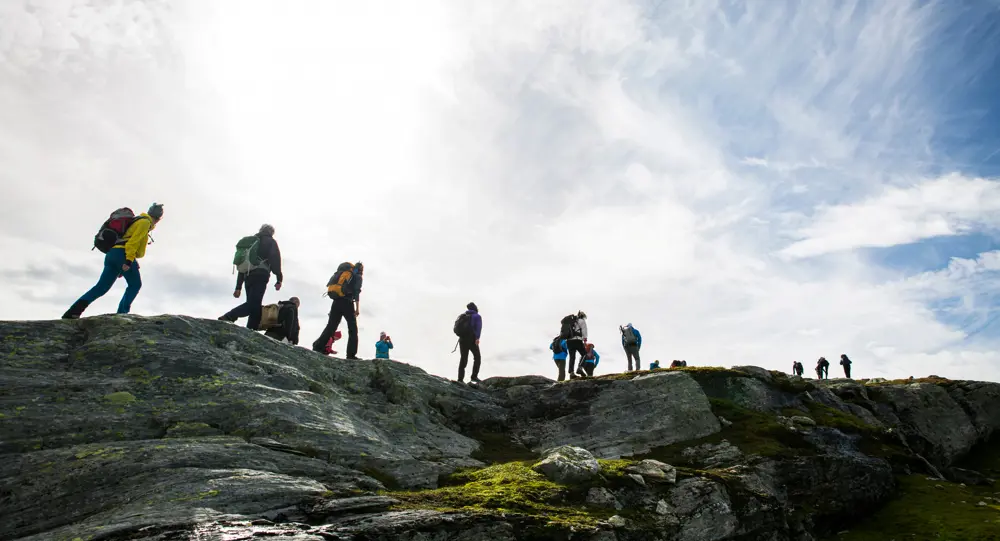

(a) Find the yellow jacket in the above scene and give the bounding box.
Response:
[114,213,156,261]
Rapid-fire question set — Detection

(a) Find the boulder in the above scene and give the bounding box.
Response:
[625,459,677,483]
[532,445,601,484]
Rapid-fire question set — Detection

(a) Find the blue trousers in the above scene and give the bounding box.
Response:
[78,248,142,314]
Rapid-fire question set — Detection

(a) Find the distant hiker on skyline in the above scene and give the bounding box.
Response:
[816,357,830,379]
[649,360,660,370]
[312,262,363,360]
[559,311,588,379]
[375,332,393,359]
[840,354,853,378]
[577,342,600,377]
[670,360,683,368]
[324,331,343,355]
[453,302,483,383]
[792,361,804,377]
[262,297,300,345]
[620,323,642,371]
[63,203,164,319]
[551,335,569,381]
[219,224,283,330]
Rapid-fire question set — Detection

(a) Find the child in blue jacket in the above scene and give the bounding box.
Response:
[577,342,600,377]
[550,336,569,381]
[375,332,393,359]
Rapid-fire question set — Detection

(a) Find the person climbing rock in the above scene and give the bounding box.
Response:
[453,302,483,383]
[375,332,393,359]
[219,224,284,330]
[312,262,363,359]
[560,311,588,379]
[792,361,804,377]
[63,203,164,319]
[840,354,853,379]
[263,297,300,345]
[620,323,642,371]
[577,342,600,377]
[550,335,569,381]
[816,357,830,379]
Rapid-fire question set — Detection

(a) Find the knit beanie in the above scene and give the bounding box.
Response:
[148,203,164,219]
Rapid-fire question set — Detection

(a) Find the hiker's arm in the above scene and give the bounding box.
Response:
[235,272,246,291]
[268,239,283,284]
[123,218,152,263]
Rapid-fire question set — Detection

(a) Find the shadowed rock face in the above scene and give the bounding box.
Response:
[1,315,998,541]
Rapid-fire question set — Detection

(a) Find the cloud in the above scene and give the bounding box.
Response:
[1,0,999,384]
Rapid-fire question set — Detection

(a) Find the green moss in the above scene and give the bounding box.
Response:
[791,402,876,434]
[597,459,633,478]
[468,430,537,464]
[171,489,220,502]
[102,392,136,405]
[124,367,159,385]
[833,476,1000,541]
[75,447,125,460]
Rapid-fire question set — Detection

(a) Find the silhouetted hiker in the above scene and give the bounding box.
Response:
[560,311,588,379]
[620,323,642,371]
[375,332,393,359]
[453,302,483,383]
[219,224,283,330]
[262,297,300,345]
[325,331,343,355]
[312,262,363,359]
[670,360,683,368]
[63,203,164,319]
[791,361,804,377]
[816,357,829,379]
[840,354,853,378]
[649,360,660,370]
[577,343,600,377]
[551,336,569,381]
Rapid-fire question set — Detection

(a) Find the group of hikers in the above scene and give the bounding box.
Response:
[791,355,853,379]
[59,205,859,384]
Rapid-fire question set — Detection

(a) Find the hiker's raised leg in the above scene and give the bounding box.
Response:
[117,263,142,314]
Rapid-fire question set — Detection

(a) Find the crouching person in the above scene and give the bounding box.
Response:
[262,297,300,345]
[577,343,600,377]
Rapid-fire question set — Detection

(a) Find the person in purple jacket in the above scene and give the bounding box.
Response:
[455,302,483,383]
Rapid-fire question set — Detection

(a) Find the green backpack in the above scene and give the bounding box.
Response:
[233,235,269,274]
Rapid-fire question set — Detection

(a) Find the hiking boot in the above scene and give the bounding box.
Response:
[62,300,90,320]
[346,355,360,360]
[471,376,482,384]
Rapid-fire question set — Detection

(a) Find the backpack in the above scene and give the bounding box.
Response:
[259,303,280,330]
[454,312,473,338]
[93,208,145,253]
[233,235,269,274]
[551,337,564,354]
[621,326,638,346]
[559,314,578,339]
[326,262,357,299]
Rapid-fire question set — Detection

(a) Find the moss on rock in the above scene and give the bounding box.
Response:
[102,392,137,405]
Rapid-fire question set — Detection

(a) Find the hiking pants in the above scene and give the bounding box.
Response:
[222,272,269,330]
[313,298,358,357]
[625,346,641,371]
[580,362,595,377]
[78,247,142,314]
[844,365,851,379]
[566,339,586,377]
[554,359,567,381]
[458,338,481,381]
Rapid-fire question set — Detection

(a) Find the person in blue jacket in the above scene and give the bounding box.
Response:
[550,336,569,381]
[577,342,600,377]
[375,332,393,359]
[620,323,642,371]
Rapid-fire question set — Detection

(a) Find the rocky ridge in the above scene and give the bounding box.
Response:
[1,315,998,541]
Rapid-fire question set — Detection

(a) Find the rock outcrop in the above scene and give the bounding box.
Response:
[1,315,998,541]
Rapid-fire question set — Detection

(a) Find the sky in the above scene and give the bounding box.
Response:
[1,0,1000,383]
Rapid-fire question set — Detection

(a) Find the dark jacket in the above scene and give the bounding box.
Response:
[236,233,283,289]
[467,309,482,339]
[264,300,299,345]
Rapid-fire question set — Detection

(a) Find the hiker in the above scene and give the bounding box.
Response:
[649,360,660,370]
[219,224,283,330]
[559,311,588,379]
[670,360,683,368]
[577,343,600,377]
[262,297,300,345]
[816,357,829,379]
[63,203,164,319]
[620,323,642,371]
[312,262,363,359]
[375,332,393,359]
[453,302,483,383]
[550,336,569,381]
[792,361,804,377]
[840,354,853,378]
[324,331,343,355]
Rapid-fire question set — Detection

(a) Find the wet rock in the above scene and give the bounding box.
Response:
[533,445,600,484]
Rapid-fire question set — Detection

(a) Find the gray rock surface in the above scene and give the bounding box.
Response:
[532,445,601,484]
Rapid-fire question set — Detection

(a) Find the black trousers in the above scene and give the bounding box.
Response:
[223,272,269,330]
[554,358,567,381]
[625,345,641,371]
[459,338,481,381]
[313,298,358,357]
[566,339,586,377]
[843,365,851,378]
[580,362,595,377]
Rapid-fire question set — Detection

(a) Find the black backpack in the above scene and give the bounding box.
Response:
[559,314,577,339]
[453,312,473,338]
[93,208,145,254]
[551,337,564,354]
